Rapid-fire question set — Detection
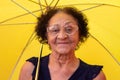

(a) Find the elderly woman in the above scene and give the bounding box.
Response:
[19,7,106,80]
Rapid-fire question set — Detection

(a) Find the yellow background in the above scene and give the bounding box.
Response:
[0,0,120,80]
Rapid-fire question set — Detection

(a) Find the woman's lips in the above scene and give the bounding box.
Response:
[57,42,70,44]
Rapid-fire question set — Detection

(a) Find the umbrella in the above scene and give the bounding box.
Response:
[0,0,120,80]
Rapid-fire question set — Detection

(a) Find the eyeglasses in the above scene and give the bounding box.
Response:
[47,23,78,36]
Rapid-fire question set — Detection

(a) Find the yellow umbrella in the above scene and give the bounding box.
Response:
[0,0,120,80]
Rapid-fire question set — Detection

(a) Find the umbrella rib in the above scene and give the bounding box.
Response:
[35,44,43,80]
[49,0,55,6]
[81,4,103,12]
[56,3,120,8]
[28,0,46,7]
[102,3,120,8]
[0,9,40,24]
[11,0,37,18]
[38,0,44,14]
[89,33,120,66]
[28,0,59,9]
[44,0,48,6]
[8,31,36,80]
[1,0,61,25]
[1,2,119,24]
[53,0,60,9]
[0,23,36,26]
[56,3,103,11]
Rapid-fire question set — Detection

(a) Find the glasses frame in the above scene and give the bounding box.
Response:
[47,24,79,36]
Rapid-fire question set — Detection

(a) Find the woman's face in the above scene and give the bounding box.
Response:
[47,11,80,55]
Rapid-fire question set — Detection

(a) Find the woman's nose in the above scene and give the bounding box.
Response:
[57,30,68,39]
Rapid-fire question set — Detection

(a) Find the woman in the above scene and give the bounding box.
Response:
[19,7,106,80]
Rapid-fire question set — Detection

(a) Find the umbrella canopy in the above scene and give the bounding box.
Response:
[0,0,120,80]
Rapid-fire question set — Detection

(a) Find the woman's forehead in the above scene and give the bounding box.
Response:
[48,12,78,25]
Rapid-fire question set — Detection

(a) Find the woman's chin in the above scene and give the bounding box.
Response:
[56,48,71,54]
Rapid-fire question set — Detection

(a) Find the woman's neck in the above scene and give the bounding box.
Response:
[49,52,79,68]
[48,52,80,80]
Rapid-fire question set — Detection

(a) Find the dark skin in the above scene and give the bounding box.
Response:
[19,11,106,80]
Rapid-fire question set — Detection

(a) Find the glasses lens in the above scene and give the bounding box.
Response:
[47,25,60,35]
[65,25,78,35]
[47,24,78,36]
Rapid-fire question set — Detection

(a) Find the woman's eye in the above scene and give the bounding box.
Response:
[49,28,60,35]
[52,29,59,33]
[66,28,73,33]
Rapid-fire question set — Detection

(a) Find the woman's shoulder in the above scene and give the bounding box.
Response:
[78,59,104,79]
[19,60,35,80]
[26,57,38,66]
[80,59,103,70]
[26,54,49,66]
[24,55,49,79]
